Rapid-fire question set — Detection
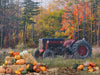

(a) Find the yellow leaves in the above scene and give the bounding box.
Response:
[97,30,100,36]
[89,29,99,36]
[48,9,50,13]
[92,30,95,33]
[55,32,59,35]
[27,25,32,30]
[18,32,23,38]
[55,32,65,37]
[68,35,72,39]
[63,25,76,39]
[29,18,33,20]
[12,32,16,39]
[65,28,70,33]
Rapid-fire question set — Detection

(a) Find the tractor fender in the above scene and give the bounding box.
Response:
[63,40,75,47]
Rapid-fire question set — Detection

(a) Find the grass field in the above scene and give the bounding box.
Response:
[37,57,100,75]
[38,57,100,68]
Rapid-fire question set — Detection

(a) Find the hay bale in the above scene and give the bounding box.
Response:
[5,56,14,62]
[5,65,26,73]
[0,73,5,75]
[34,73,40,75]
[21,53,37,64]
[0,66,3,68]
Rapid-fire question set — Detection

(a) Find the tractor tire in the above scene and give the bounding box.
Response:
[43,50,54,59]
[71,40,92,59]
[34,49,41,59]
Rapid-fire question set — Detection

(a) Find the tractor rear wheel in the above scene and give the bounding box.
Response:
[71,40,92,59]
[43,50,54,58]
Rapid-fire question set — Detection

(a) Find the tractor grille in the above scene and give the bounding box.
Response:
[39,39,43,50]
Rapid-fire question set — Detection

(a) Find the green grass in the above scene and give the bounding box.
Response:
[37,56,100,75]
[37,56,100,68]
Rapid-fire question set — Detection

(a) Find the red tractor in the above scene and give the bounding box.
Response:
[34,38,92,59]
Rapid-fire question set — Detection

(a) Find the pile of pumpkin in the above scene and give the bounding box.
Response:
[73,61,99,72]
[0,51,48,74]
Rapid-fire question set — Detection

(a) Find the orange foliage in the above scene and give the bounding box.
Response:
[61,1,91,39]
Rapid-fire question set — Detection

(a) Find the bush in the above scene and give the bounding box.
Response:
[15,43,27,51]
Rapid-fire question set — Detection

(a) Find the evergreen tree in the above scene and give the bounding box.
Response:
[21,0,40,46]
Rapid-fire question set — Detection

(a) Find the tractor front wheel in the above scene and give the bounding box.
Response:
[34,49,41,59]
[71,40,92,59]
[43,50,54,59]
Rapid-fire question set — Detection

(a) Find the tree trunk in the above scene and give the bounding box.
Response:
[7,30,9,47]
[9,30,11,47]
[1,7,4,48]
[91,0,93,44]
[77,2,79,40]
[23,23,25,47]
[94,0,97,46]
[83,0,85,39]
[32,23,35,44]
[73,0,75,40]
[1,28,3,48]
[16,0,19,45]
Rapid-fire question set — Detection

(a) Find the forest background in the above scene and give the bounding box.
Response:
[0,0,100,49]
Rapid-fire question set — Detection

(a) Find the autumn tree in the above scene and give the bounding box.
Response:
[61,1,91,40]
[34,8,64,42]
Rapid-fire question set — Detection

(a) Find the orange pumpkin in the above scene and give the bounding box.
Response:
[0,68,5,73]
[89,62,95,67]
[10,51,14,55]
[77,65,84,70]
[88,68,94,72]
[13,52,19,56]
[15,71,21,74]
[33,65,40,71]
[5,61,8,65]
[33,61,37,66]
[14,55,21,60]
[16,59,25,65]
[40,66,46,71]
[88,66,92,69]
[26,64,29,69]
[19,68,24,72]
[6,68,12,74]
[14,63,17,65]
[33,65,38,71]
